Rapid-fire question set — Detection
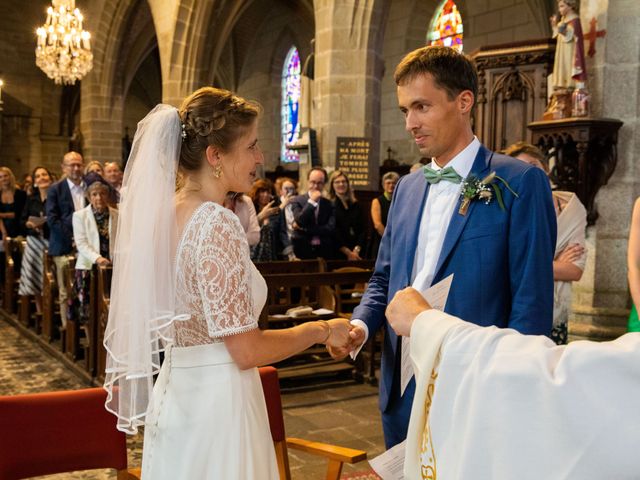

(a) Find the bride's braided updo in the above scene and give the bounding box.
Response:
[178,87,261,172]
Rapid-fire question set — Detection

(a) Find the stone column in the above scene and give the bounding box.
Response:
[570,0,640,341]
[312,0,387,184]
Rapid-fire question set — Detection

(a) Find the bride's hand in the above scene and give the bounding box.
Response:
[322,318,351,349]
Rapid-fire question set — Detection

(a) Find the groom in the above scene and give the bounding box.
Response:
[338,46,557,447]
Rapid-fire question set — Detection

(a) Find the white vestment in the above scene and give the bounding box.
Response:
[405,310,640,480]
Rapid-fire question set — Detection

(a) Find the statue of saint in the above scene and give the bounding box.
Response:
[544,0,587,119]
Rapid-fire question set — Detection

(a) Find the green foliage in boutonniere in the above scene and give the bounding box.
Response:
[458,172,518,216]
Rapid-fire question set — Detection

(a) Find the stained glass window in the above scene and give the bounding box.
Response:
[427,0,463,52]
[281,46,301,163]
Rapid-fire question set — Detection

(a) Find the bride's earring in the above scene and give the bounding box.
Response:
[212,164,223,179]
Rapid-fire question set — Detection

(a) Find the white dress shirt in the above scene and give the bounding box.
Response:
[351,137,480,350]
[67,178,86,212]
[411,137,480,292]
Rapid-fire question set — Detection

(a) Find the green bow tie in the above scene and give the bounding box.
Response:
[423,165,463,184]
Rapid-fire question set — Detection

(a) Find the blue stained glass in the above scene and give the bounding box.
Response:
[281,46,301,163]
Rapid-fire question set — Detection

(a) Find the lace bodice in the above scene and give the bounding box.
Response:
[173,202,266,347]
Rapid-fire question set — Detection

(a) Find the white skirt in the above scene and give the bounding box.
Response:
[141,342,279,480]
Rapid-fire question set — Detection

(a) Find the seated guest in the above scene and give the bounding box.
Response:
[328,170,365,260]
[84,160,104,176]
[505,141,586,344]
[289,167,336,259]
[248,179,292,261]
[47,151,86,328]
[369,171,398,259]
[69,173,117,326]
[275,176,298,246]
[223,192,260,246]
[18,166,54,313]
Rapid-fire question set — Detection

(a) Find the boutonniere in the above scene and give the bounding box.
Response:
[459,172,518,216]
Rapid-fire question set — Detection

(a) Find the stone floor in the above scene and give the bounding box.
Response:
[0,313,385,479]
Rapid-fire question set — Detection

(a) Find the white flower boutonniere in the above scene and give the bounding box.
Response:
[459,172,518,216]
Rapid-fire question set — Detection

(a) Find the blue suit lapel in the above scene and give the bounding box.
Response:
[433,145,493,280]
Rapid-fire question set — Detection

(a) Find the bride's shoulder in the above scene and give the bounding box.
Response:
[197,202,243,232]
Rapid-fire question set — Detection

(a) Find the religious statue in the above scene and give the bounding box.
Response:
[544,0,587,119]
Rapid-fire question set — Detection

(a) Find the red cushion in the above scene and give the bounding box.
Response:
[258,366,286,442]
[0,388,127,479]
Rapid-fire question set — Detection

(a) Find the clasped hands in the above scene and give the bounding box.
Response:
[322,288,432,360]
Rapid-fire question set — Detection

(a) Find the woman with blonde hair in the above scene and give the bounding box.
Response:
[0,166,27,240]
[84,160,105,176]
[103,87,355,479]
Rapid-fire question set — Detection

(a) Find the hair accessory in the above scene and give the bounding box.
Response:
[181,122,187,140]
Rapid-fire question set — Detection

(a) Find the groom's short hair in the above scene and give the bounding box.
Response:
[394,46,478,104]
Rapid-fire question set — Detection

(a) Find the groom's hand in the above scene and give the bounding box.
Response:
[387,287,431,337]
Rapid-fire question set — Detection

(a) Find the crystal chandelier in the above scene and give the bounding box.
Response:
[35,0,93,85]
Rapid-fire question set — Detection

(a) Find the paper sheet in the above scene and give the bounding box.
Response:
[400,274,453,396]
[369,439,407,480]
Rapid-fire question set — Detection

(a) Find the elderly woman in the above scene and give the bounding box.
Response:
[68,173,117,326]
[506,141,587,344]
[248,179,291,261]
[18,166,54,313]
[369,171,399,259]
[328,170,365,261]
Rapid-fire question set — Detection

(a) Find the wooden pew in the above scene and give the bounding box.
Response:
[95,265,112,383]
[41,251,58,342]
[3,237,22,314]
[261,270,373,383]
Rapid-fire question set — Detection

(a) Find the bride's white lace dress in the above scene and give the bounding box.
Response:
[141,202,279,479]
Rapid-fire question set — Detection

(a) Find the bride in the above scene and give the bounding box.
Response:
[103,87,354,479]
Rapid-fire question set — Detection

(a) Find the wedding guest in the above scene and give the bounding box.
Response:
[328,170,365,261]
[506,141,586,344]
[248,179,291,261]
[369,171,398,259]
[628,197,640,332]
[275,176,298,248]
[104,161,123,192]
[289,167,336,259]
[0,166,27,239]
[69,173,116,326]
[46,151,86,328]
[84,160,105,176]
[20,173,34,196]
[223,192,260,246]
[18,166,54,313]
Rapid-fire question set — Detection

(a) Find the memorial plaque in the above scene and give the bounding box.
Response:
[335,137,375,190]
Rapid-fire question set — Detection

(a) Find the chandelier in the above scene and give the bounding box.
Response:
[35,0,93,85]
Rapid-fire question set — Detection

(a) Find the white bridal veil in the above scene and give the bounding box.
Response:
[103,104,189,434]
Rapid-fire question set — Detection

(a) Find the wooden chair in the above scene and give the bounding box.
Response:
[259,366,367,480]
[0,388,141,480]
[331,266,371,318]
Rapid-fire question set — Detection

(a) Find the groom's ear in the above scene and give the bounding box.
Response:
[458,90,474,115]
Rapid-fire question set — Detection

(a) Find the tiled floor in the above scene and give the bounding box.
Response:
[0,314,385,479]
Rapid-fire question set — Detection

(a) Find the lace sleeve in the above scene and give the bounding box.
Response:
[196,205,259,337]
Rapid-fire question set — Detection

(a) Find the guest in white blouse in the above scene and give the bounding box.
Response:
[223,192,260,246]
[69,173,117,326]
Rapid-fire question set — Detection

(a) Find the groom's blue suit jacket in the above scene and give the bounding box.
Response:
[353,145,557,412]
